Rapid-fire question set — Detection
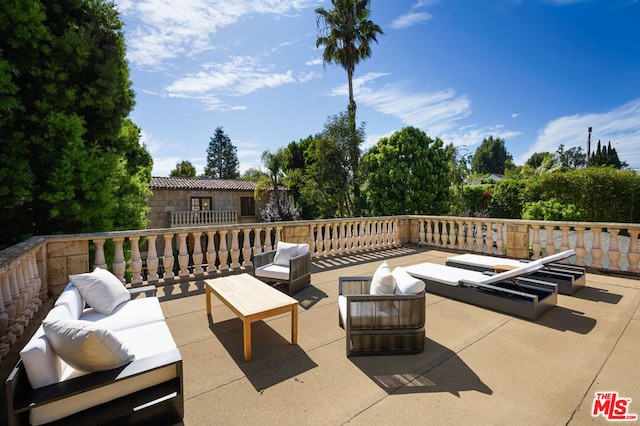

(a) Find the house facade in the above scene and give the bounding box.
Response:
[147,177,269,228]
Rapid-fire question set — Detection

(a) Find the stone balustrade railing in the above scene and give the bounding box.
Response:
[170,210,238,227]
[414,216,640,273]
[1,215,638,360]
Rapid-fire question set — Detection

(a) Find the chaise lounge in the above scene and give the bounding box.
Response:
[404,259,558,320]
[444,249,585,295]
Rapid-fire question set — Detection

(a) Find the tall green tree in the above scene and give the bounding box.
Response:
[590,140,628,169]
[471,136,513,174]
[556,144,587,169]
[315,0,383,118]
[170,161,197,178]
[362,127,451,216]
[204,127,239,179]
[315,0,382,214]
[0,0,146,247]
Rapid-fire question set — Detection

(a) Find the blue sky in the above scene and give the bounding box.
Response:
[115,0,640,176]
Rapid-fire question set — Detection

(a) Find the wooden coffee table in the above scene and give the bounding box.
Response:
[205,273,298,362]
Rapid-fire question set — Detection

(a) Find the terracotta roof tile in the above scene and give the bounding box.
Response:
[150,177,257,191]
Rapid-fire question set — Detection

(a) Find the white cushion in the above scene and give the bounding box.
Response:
[405,263,486,286]
[370,261,396,295]
[272,242,300,266]
[392,267,425,294]
[70,267,130,315]
[255,263,290,281]
[54,283,84,319]
[79,297,165,332]
[296,243,310,256]
[42,319,135,372]
[19,306,72,389]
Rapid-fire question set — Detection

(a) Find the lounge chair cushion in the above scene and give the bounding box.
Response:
[392,267,425,294]
[273,242,300,266]
[254,263,290,281]
[42,319,135,373]
[70,267,131,315]
[79,297,165,332]
[370,261,396,295]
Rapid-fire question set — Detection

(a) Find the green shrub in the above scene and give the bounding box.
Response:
[522,199,582,221]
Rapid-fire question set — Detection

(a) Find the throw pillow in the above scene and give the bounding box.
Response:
[392,267,426,294]
[273,242,300,266]
[370,261,396,295]
[69,267,130,315]
[43,319,134,372]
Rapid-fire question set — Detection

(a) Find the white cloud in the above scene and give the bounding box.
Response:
[519,97,640,167]
[390,12,432,29]
[330,73,471,135]
[116,0,321,68]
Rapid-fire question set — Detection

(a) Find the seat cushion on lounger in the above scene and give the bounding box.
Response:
[79,297,166,332]
[404,263,486,286]
[448,254,525,269]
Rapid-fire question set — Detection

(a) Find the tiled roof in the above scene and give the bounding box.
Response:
[150,177,257,191]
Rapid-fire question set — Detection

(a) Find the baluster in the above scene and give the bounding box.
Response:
[545,227,557,255]
[130,236,143,286]
[218,230,229,271]
[93,239,107,269]
[531,224,541,259]
[28,254,42,309]
[177,233,190,277]
[1,272,17,344]
[560,226,570,252]
[315,224,323,254]
[627,230,639,273]
[339,222,347,253]
[275,226,283,246]
[0,272,9,358]
[112,237,126,284]
[16,263,32,321]
[369,222,375,248]
[229,230,241,269]
[323,224,331,254]
[591,227,603,269]
[446,220,454,249]
[308,225,316,257]
[147,235,160,283]
[332,224,340,253]
[9,268,25,336]
[417,219,425,244]
[345,222,353,252]
[206,231,218,273]
[608,228,621,271]
[425,219,433,246]
[163,233,175,280]
[253,227,263,256]
[264,227,273,253]
[574,227,586,266]
[242,229,253,268]
[193,232,205,275]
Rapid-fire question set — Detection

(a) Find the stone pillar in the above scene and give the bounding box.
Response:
[505,223,530,259]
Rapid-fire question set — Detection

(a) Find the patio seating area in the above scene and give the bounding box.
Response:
[2,245,640,424]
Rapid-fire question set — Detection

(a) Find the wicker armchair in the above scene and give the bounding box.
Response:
[338,276,426,357]
[253,243,311,296]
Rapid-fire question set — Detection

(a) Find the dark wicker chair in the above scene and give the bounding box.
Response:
[338,276,426,357]
[253,248,311,296]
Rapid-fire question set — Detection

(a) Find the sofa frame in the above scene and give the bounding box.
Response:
[339,277,426,357]
[253,249,311,296]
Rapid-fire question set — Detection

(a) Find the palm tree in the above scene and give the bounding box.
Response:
[315,0,383,119]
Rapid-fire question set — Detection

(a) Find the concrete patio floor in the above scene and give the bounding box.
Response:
[2,246,639,425]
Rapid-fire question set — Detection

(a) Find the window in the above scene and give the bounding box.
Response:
[190,197,211,211]
[240,197,255,217]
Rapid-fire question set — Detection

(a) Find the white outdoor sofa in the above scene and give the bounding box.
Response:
[404,259,558,320]
[6,268,183,426]
[445,249,585,295]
